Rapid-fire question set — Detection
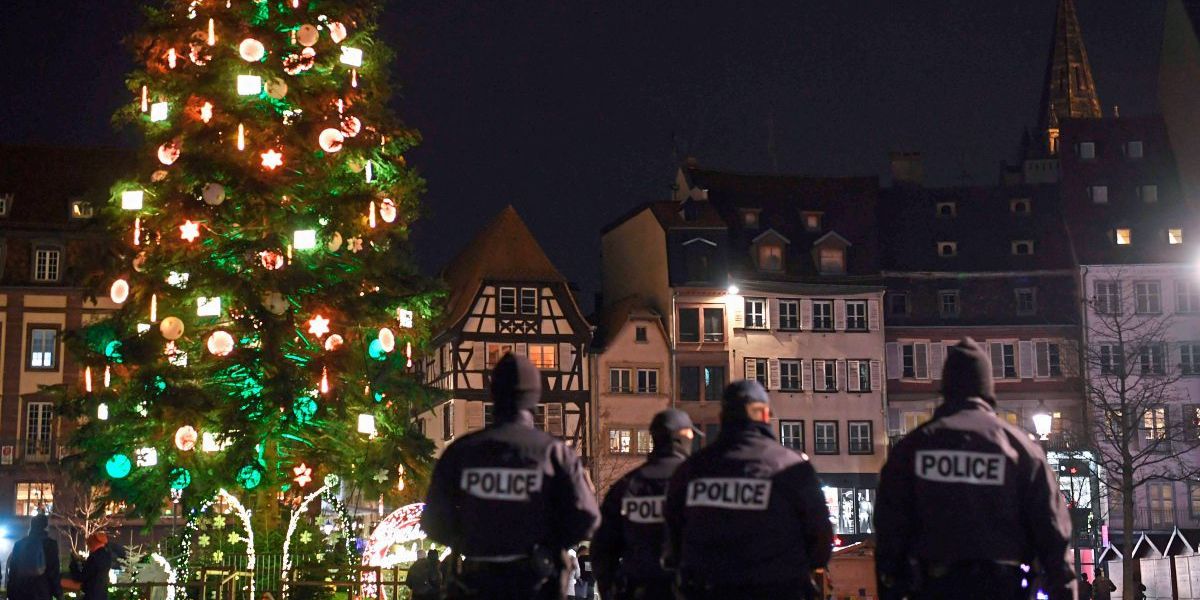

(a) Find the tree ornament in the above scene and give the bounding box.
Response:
[347,237,364,253]
[340,47,363,67]
[357,414,377,436]
[265,78,288,99]
[293,229,317,249]
[261,149,283,170]
[261,292,288,315]
[259,250,284,270]
[180,220,201,242]
[150,102,169,123]
[340,116,362,137]
[398,308,414,328]
[320,367,330,394]
[329,21,348,42]
[110,279,130,304]
[158,140,181,165]
[282,48,316,75]
[306,315,330,338]
[206,17,216,46]
[239,38,265,62]
[202,182,226,206]
[97,403,109,421]
[200,101,213,123]
[292,463,313,487]
[323,334,344,351]
[379,198,398,223]
[132,253,147,272]
[175,425,198,451]
[170,467,192,490]
[368,339,386,361]
[327,232,343,252]
[135,447,159,467]
[378,328,396,353]
[197,296,221,317]
[237,75,263,96]
[207,330,235,356]
[160,317,185,341]
[106,454,132,479]
[167,47,178,69]
[323,474,340,488]
[297,24,319,47]
[121,190,145,210]
[151,170,169,183]
[373,469,389,484]
[237,465,262,490]
[318,128,345,153]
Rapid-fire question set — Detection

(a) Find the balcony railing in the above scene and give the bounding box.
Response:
[1107,507,1200,533]
[0,438,63,465]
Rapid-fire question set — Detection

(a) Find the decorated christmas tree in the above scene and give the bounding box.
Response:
[57,0,437,532]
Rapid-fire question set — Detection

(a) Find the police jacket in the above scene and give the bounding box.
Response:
[875,398,1075,600]
[664,420,833,585]
[593,451,685,587]
[421,411,600,557]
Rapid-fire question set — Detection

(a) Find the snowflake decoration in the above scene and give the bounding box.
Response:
[315,552,325,562]
[212,515,227,529]
[373,469,389,484]
[212,550,224,562]
[347,237,363,253]
[299,531,313,545]
[227,532,241,545]
[198,534,210,548]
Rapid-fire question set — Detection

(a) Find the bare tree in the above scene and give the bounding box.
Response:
[52,481,123,557]
[1082,270,1200,596]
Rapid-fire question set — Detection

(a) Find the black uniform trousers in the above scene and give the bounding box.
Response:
[446,563,565,600]
[611,578,674,600]
[677,579,811,600]
[913,563,1028,600]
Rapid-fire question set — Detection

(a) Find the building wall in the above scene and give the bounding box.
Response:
[601,210,671,314]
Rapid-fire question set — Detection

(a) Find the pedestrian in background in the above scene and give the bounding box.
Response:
[78,533,112,600]
[6,514,62,600]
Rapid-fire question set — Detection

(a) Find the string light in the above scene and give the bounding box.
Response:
[133,217,141,245]
[141,86,149,112]
[237,124,245,150]
[180,220,201,242]
[104,365,112,388]
[85,367,93,392]
[368,200,377,228]
[320,367,330,394]
[167,48,177,69]
[261,149,283,170]
[207,18,216,46]
[97,403,109,421]
[150,294,158,323]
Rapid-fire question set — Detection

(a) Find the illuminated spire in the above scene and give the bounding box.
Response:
[1038,0,1102,154]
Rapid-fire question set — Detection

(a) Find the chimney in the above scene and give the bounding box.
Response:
[889,151,924,186]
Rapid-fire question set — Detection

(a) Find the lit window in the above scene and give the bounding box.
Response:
[1079,142,1096,159]
[989,342,1016,379]
[1170,229,1184,245]
[757,244,784,272]
[636,430,653,454]
[1140,185,1158,203]
[609,429,632,454]
[780,421,804,451]
[15,483,54,517]
[528,344,557,370]
[817,248,844,274]
[744,298,767,329]
[935,202,956,218]
[1116,228,1131,245]
[937,242,957,257]
[33,247,61,282]
[0,194,10,216]
[803,212,822,232]
[740,210,760,229]
[1090,186,1109,204]
[70,200,94,219]
[1143,407,1167,439]
[485,342,519,367]
[848,421,873,454]
[28,329,58,370]
[1012,241,1034,256]
[497,287,516,314]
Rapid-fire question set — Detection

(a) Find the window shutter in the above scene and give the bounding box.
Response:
[813,360,826,391]
[847,360,861,392]
[1036,342,1050,378]
[930,342,945,380]
[769,298,781,330]
[870,359,882,391]
[545,403,564,436]
[868,299,881,331]
[733,302,745,329]
[801,359,812,391]
[1061,341,1079,378]
[466,402,484,431]
[800,299,812,331]
[834,300,847,331]
[990,342,1004,378]
[885,343,901,380]
[915,343,929,380]
[1019,341,1035,379]
[768,359,781,390]
[836,360,847,391]
[744,358,757,381]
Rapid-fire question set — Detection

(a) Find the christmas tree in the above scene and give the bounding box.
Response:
[57,0,437,528]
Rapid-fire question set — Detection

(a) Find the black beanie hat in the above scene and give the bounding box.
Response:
[941,337,995,405]
[491,353,542,414]
[720,380,770,422]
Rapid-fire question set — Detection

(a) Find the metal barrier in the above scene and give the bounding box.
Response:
[104,565,410,600]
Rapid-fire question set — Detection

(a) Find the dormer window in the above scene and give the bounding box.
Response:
[802,212,823,232]
[1012,240,1034,256]
[935,202,956,218]
[1010,198,1031,215]
[680,200,699,222]
[1116,228,1132,245]
[70,200,94,219]
[0,194,11,217]
[811,231,850,275]
[757,244,783,272]
[937,242,957,257]
[1169,228,1184,245]
[740,209,761,229]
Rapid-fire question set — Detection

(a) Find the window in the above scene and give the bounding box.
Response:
[70,200,94,219]
[1010,198,1031,215]
[33,247,61,282]
[937,242,957,257]
[1139,185,1158,204]
[678,366,723,403]
[990,342,1016,379]
[28,328,58,370]
[935,202,956,218]
[740,209,760,229]
[825,487,876,536]
[1012,240,1034,256]
[1036,341,1063,378]
[528,344,557,370]
[519,288,537,314]
[812,301,833,331]
[1116,228,1131,245]
[939,290,960,318]
[609,368,631,393]
[1191,483,1200,519]
[1099,343,1120,376]
[848,421,873,454]
[635,326,648,342]
[744,358,768,387]
[814,360,837,392]
[1090,186,1108,204]
[803,212,822,232]
[1149,481,1175,529]
[498,287,516,314]
[1171,229,1185,245]
[1079,141,1096,159]
[902,343,929,379]
[1140,344,1166,375]
[901,411,930,434]
[704,366,725,402]
[744,298,767,329]
[1095,280,1121,314]
[636,430,653,454]
[442,403,453,441]
[0,194,9,216]
[684,242,713,282]
[818,248,845,274]
[609,429,632,454]
[889,293,909,316]
[845,301,867,331]
[636,369,658,393]
[757,244,784,272]
[678,308,699,343]
[847,360,871,392]
[679,366,700,401]
[1135,281,1162,314]
[1127,140,1144,158]
[25,402,53,460]
[780,360,802,391]
[1016,288,1037,315]
[780,421,805,451]
[703,308,724,342]
[1179,282,1200,313]
[485,342,520,368]
[1181,344,1200,376]
[814,421,838,454]
[15,483,53,517]
[778,300,799,330]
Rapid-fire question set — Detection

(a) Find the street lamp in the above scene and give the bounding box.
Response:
[726,284,739,296]
[1033,401,1053,441]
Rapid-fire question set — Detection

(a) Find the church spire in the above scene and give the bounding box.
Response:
[1038,0,1102,155]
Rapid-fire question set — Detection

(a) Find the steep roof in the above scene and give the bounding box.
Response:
[440,205,566,328]
[0,146,134,229]
[591,295,665,351]
[1037,0,1102,136]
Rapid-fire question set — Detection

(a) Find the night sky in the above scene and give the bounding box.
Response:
[0,1,1165,310]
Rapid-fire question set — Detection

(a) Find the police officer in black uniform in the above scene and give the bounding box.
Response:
[593,408,699,600]
[875,338,1076,600]
[664,380,833,600]
[422,354,601,600]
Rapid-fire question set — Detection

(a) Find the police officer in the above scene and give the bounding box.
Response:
[664,380,833,600]
[593,409,700,600]
[422,354,601,600]
[875,338,1076,600]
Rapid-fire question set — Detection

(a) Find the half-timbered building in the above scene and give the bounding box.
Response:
[418,206,593,457]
